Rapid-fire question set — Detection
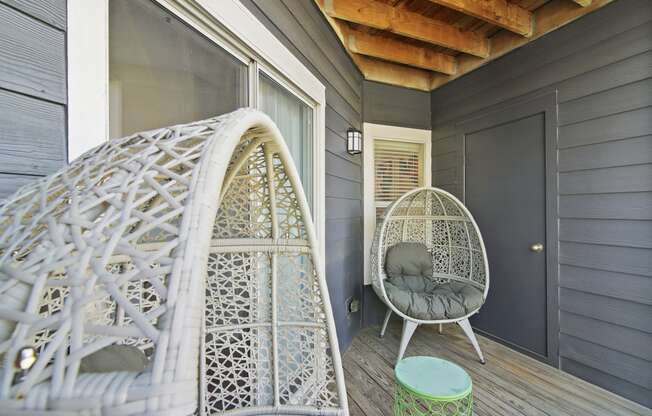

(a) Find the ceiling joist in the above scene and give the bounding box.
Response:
[314,0,614,91]
[344,25,457,75]
[317,0,490,58]
[425,0,533,36]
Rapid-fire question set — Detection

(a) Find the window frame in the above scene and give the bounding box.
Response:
[67,0,327,266]
[362,123,432,285]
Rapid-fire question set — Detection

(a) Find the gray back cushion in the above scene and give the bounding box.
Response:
[385,242,432,278]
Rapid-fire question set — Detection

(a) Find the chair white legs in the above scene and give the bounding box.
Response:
[397,319,418,364]
[438,323,443,334]
[458,318,486,364]
[380,308,392,338]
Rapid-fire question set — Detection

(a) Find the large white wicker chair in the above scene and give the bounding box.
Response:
[0,108,348,415]
[370,187,489,364]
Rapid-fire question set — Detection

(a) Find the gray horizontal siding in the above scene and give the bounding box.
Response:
[0,0,67,201]
[0,0,66,29]
[362,80,431,130]
[0,2,66,102]
[431,0,652,406]
[241,0,363,351]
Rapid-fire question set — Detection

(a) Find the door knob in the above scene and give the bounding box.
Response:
[530,243,544,253]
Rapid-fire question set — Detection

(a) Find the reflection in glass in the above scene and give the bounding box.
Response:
[109,0,248,138]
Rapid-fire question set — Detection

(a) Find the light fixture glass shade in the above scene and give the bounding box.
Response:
[347,128,362,155]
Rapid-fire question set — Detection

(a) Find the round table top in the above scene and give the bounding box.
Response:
[395,356,472,400]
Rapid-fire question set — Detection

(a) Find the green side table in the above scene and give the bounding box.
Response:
[394,356,473,416]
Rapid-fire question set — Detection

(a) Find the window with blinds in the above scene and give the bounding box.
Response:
[374,139,424,218]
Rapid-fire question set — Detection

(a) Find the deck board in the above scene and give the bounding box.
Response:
[343,320,651,415]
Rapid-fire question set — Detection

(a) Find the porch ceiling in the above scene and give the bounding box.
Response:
[314,0,614,91]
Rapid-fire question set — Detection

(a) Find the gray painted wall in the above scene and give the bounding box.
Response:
[241,0,365,351]
[0,0,67,199]
[430,0,652,406]
[362,80,431,130]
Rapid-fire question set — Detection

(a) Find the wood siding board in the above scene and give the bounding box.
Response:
[559,333,652,390]
[430,0,652,403]
[0,3,66,103]
[0,0,66,29]
[559,192,652,221]
[0,172,40,199]
[559,164,652,195]
[362,81,431,130]
[559,106,652,149]
[326,174,362,200]
[325,151,363,183]
[559,135,652,172]
[326,197,362,220]
[558,78,652,127]
[325,217,362,246]
[559,287,652,334]
[557,46,652,103]
[559,218,652,249]
[560,241,652,277]
[0,88,66,176]
[560,311,652,362]
[559,264,652,307]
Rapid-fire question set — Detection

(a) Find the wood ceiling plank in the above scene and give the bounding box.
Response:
[425,0,533,36]
[345,26,457,74]
[572,0,593,6]
[317,0,490,57]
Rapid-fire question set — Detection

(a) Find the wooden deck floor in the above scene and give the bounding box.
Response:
[343,320,651,416]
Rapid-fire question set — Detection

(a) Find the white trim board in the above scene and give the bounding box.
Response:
[362,122,432,285]
[66,0,327,266]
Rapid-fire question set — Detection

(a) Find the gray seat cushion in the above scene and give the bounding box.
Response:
[79,344,149,373]
[384,243,482,320]
[385,276,483,320]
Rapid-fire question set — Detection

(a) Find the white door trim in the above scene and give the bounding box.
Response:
[66,0,326,264]
[362,123,432,285]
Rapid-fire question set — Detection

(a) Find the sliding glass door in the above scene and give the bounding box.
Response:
[109,0,315,209]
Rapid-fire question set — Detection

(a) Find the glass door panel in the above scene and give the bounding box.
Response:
[109,0,248,138]
[258,73,313,209]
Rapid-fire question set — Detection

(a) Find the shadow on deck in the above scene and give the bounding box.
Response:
[343,319,650,416]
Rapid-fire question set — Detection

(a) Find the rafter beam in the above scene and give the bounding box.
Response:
[344,26,457,75]
[352,54,434,91]
[316,0,489,58]
[426,0,532,36]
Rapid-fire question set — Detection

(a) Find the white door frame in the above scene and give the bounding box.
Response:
[67,0,327,264]
[362,123,432,285]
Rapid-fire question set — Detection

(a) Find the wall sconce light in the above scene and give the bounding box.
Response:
[347,128,362,155]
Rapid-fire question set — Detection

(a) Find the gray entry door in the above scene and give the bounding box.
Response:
[465,113,548,358]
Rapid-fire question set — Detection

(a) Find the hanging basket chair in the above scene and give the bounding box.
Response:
[370,187,490,364]
[0,108,348,415]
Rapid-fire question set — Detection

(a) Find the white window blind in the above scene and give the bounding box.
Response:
[374,139,424,216]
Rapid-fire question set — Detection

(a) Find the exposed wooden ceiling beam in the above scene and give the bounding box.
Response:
[425,0,533,36]
[316,8,435,90]
[316,0,490,58]
[430,0,614,90]
[345,26,457,75]
[353,54,434,91]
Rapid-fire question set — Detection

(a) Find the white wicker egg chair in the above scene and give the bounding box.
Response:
[370,187,489,365]
[0,108,348,415]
